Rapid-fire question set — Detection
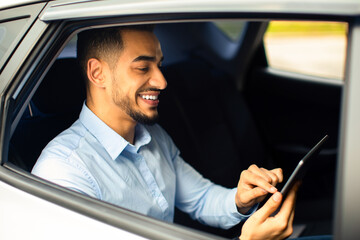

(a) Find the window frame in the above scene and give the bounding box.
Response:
[0,3,46,74]
[334,17,360,240]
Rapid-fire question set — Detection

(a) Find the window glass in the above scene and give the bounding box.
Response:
[264,21,348,80]
[0,18,29,65]
[214,20,246,41]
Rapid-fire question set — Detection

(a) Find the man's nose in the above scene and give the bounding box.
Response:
[149,68,167,90]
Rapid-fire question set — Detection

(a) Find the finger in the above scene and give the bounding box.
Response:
[249,164,273,184]
[276,182,299,220]
[242,170,278,193]
[251,191,283,222]
[270,168,284,183]
[240,186,269,204]
[280,206,296,239]
[288,207,295,226]
[249,165,282,189]
[260,167,281,186]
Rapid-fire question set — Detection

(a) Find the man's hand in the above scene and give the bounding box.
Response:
[239,182,300,240]
[235,164,283,214]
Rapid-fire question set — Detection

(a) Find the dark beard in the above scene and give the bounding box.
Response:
[127,106,159,125]
[111,76,159,125]
[113,91,159,125]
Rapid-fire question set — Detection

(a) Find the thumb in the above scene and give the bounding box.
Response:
[253,192,283,222]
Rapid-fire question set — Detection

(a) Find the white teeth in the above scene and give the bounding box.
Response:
[141,95,158,100]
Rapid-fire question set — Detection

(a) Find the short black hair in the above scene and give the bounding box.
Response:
[77,24,155,89]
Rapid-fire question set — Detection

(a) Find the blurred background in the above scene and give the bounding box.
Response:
[216,20,348,81]
[264,21,347,80]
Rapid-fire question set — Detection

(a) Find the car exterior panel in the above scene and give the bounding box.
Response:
[0,176,147,240]
[334,18,360,240]
[40,0,360,22]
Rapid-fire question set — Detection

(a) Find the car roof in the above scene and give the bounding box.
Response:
[39,0,360,22]
[1,0,359,19]
[0,0,46,10]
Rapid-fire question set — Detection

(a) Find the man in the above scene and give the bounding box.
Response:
[32,25,298,239]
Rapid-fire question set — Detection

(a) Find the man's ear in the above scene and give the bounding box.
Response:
[87,58,106,88]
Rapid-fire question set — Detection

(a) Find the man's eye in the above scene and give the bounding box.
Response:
[138,67,149,72]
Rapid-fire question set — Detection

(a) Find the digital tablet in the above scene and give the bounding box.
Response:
[280,135,329,197]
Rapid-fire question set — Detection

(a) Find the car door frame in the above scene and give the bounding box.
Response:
[334,17,360,240]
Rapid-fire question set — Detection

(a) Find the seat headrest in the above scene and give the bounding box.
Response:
[32,58,86,115]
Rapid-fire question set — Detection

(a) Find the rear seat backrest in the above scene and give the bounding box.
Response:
[159,59,268,237]
[160,59,267,188]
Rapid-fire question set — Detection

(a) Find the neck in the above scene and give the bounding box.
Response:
[86,97,137,145]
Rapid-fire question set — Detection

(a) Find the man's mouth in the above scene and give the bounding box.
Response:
[138,92,160,106]
[140,94,159,101]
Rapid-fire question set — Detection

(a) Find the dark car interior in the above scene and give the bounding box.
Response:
[8,20,341,239]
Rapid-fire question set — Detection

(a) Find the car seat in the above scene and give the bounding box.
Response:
[160,59,268,187]
[159,59,270,237]
[10,58,86,171]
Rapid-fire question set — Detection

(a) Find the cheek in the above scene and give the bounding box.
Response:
[113,70,149,102]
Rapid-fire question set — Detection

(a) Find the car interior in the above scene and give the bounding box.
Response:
[8,20,341,239]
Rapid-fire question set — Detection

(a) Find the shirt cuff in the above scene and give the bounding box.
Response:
[228,188,258,220]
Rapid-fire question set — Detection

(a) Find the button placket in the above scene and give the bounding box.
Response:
[134,153,169,213]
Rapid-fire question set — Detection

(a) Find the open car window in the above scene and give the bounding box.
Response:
[263,21,348,80]
[6,19,339,239]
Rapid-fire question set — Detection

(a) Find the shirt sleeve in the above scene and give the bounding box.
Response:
[32,154,101,199]
[173,154,257,229]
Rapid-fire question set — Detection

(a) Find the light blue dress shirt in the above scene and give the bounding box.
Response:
[32,104,255,229]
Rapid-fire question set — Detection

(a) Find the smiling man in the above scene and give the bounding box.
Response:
[83,27,166,143]
[32,25,298,239]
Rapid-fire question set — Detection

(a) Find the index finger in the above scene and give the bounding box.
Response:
[245,165,278,193]
[270,168,284,183]
[242,170,278,194]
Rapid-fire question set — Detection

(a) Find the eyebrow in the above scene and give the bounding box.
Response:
[133,55,164,63]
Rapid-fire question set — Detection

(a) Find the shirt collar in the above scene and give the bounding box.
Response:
[79,103,151,160]
[134,124,151,151]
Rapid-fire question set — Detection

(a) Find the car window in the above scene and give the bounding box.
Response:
[213,20,246,41]
[0,18,30,68]
[263,21,348,80]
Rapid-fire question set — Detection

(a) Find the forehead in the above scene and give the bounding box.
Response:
[120,30,162,58]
